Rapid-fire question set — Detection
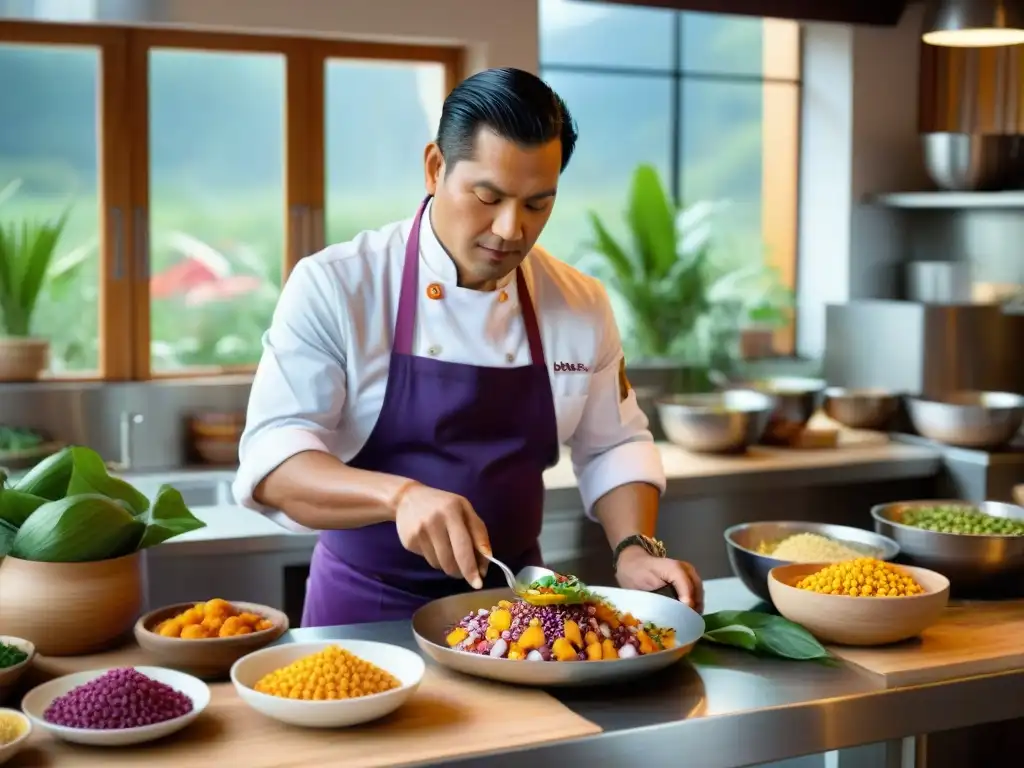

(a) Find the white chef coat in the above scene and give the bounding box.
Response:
[232,199,666,520]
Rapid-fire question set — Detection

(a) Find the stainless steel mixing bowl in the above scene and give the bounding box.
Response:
[724,521,900,604]
[906,391,1024,449]
[922,133,1024,192]
[872,499,1024,597]
[411,586,705,687]
[655,389,775,453]
[822,387,901,430]
[734,377,826,445]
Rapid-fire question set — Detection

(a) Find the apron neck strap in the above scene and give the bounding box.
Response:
[395,195,546,366]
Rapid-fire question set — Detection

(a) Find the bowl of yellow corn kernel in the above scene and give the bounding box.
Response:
[230,640,425,728]
[768,558,950,646]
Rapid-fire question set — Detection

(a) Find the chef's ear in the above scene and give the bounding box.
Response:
[424,142,445,195]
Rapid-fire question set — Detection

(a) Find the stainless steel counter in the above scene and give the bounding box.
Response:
[287,578,1024,768]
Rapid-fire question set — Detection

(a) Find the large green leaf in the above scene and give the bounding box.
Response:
[135,485,206,550]
[65,446,151,514]
[626,164,677,280]
[584,211,634,284]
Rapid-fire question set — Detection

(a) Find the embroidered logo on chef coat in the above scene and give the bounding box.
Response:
[618,357,631,402]
[553,361,590,373]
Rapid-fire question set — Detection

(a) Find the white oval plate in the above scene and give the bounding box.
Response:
[231,640,425,728]
[21,666,209,746]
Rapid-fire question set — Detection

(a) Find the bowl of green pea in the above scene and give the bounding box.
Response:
[872,500,1024,598]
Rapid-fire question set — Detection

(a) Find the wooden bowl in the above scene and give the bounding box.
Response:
[134,601,288,680]
[0,553,142,656]
[0,637,35,706]
[767,562,950,646]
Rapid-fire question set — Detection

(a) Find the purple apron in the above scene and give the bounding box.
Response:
[301,197,560,627]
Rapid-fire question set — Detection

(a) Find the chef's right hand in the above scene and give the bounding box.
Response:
[394,482,491,589]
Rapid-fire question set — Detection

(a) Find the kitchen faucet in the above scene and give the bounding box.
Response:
[106,411,144,473]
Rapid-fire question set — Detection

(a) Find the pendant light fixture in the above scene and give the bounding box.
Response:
[923,0,1024,46]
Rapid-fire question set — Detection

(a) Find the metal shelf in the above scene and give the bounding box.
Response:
[866,191,1024,209]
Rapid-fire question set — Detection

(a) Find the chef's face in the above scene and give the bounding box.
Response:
[424,128,561,290]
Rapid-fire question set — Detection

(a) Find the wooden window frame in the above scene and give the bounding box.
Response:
[0,22,463,382]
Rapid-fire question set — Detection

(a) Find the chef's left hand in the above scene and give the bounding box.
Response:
[614,546,704,614]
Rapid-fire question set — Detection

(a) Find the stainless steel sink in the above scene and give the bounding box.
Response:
[118,469,237,508]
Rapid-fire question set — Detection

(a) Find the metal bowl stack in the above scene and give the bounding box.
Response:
[872,500,1024,597]
[737,377,826,445]
[655,389,775,454]
[723,521,900,604]
[906,391,1024,449]
[822,387,901,430]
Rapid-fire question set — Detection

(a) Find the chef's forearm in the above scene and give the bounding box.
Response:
[254,450,415,529]
[592,482,660,549]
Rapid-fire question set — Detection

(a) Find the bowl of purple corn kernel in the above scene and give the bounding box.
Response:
[21,666,209,746]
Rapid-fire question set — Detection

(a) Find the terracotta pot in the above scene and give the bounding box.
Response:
[0,337,48,381]
[0,552,143,656]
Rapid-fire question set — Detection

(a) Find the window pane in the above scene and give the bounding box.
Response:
[681,13,800,79]
[325,60,444,242]
[540,71,673,265]
[0,43,101,373]
[540,0,674,70]
[680,78,799,349]
[147,49,285,373]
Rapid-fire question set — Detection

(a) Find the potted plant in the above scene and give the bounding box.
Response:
[579,165,716,400]
[580,165,795,431]
[0,446,206,655]
[0,179,75,381]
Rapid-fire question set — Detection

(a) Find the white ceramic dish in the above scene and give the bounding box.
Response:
[231,640,425,728]
[0,708,32,766]
[21,666,209,746]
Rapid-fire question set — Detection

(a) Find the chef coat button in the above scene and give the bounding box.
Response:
[428,346,441,356]
[506,353,514,363]
[498,290,509,303]
[426,283,444,300]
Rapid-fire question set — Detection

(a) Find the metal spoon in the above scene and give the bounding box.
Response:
[477,553,565,604]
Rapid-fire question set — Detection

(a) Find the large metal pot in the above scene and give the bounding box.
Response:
[922,133,1024,191]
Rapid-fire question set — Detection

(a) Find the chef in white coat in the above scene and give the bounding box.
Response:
[233,66,704,627]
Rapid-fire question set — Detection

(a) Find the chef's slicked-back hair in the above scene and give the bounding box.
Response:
[436,67,577,173]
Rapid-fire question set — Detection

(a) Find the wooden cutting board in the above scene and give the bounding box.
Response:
[830,600,1024,688]
[12,643,602,767]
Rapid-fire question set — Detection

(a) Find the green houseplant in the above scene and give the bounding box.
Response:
[580,164,793,392]
[0,445,206,655]
[0,179,75,381]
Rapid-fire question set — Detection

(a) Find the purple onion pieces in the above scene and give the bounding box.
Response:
[43,668,193,730]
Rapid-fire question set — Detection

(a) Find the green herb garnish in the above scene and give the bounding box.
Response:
[0,641,28,670]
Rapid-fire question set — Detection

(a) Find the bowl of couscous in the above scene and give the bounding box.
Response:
[725,521,900,604]
[768,559,950,646]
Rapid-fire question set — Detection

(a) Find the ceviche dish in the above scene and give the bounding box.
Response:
[445,573,677,661]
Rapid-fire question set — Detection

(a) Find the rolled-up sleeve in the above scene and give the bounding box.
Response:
[567,287,666,519]
[232,257,347,511]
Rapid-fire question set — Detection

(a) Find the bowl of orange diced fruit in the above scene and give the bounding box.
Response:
[134,599,289,680]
